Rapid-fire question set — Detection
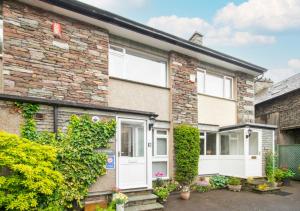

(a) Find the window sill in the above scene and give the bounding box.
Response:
[198,93,237,102]
[109,76,170,90]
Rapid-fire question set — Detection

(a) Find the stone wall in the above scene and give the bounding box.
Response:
[2,0,109,105]
[169,52,198,127]
[256,90,300,130]
[236,73,255,123]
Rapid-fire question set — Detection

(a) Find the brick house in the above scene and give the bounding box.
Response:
[255,74,300,145]
[0,0,276,207]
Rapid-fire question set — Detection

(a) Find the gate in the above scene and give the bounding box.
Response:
[277,144,300,180]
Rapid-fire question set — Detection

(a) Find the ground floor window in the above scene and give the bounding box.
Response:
[152,129,168,179]
[200,132,217,155]
[220,129,244,155]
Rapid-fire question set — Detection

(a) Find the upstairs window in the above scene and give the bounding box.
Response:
[197,69,233,99]
[109,45,167,87]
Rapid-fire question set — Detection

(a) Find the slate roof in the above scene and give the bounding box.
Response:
[255,73,300,105]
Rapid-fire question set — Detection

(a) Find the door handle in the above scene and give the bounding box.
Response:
[118,151,121,157]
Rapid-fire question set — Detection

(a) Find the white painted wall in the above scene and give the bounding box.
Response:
[108,78,170,121]
[198,95,236,126]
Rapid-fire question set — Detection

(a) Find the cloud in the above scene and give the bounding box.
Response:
[147,15,275,46]
[288,58,300,69]
[214,0,300,31]
[78,0,147,13]
[265,58,300,82]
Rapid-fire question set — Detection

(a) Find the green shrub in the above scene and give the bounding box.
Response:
[153,187,169,202]
[0,132,63,211]
[209,175,228,189]
[174,124,200,185]
[195,185,210,193]
[228,177,241,186]
[278,168,296,180]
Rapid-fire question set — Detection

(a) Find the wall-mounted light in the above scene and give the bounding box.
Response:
[246,127,252,138]
[149,115,156,130]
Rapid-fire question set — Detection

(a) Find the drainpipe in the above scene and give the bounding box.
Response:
[53,105,58,136]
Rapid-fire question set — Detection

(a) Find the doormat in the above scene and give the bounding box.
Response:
[272,191,293,196]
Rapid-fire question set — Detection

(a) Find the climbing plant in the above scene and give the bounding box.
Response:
[36,115,117,208]
[15,102,40,141]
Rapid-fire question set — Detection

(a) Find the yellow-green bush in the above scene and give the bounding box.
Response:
[0,132,63,210]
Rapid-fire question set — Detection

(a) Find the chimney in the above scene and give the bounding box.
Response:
[255,78,273,94]
[189,32,203,45]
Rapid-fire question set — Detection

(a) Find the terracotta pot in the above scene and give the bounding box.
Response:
[228,185,242,192]
[180,191,190,200]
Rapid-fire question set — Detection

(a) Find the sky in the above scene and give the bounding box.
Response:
[78,0,300,82]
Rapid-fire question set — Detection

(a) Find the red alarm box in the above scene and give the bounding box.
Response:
[51,22,62,38]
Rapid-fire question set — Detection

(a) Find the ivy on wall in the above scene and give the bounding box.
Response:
[6,103,117,209]
[53,115,116,208]
[15,102,40,140]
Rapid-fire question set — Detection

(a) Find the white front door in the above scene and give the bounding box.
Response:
[246,130,262,177]
[118,119,147,189]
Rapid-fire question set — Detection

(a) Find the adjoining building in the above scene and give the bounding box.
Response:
[0,0,276,204]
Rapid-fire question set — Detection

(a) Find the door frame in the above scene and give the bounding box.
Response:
[116,116,152,190]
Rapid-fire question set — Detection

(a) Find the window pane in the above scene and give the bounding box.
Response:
[136,127,144,157]
[200,137,204,155]
[109,52,124,77]
[224,78,232,99]
[206,73,224,97]
[157,130,167,135]
[121,122,144,157]
[157,138,167,155]
[249,132,259,155]
[197,71,205,93]
[206,133,216,155]
[221,130,244,155]
[126,52,167,87]
[152,162,167,178]
[121,125,132,157]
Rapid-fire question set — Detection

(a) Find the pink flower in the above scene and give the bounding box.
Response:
[155,171,165,177]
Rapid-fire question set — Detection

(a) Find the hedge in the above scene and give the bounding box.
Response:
[174,124,200,185]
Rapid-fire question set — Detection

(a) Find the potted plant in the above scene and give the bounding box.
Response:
[180,185,191,200]
[281,168,296,186]
[153,186,170,203]
[227,177,242,192]
[112,192,128,211]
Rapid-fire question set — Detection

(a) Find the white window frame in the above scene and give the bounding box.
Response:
[109,45,168,87]
[197,68,234,99]
[152,129,169,180]
[200,132,217,156]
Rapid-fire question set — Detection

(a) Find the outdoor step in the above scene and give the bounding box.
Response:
[123,189,153,196]
[126,194,158,207]
[125,203,164,211]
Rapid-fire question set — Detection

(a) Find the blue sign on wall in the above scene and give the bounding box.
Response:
[106,154,115,169]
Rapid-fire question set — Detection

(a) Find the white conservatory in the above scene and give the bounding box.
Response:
[198,123,276,178]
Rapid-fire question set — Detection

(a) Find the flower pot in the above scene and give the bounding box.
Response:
[283,179,291,186]
[116,203,125,211]
[180,191,190,200]
[228,185,242,192]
